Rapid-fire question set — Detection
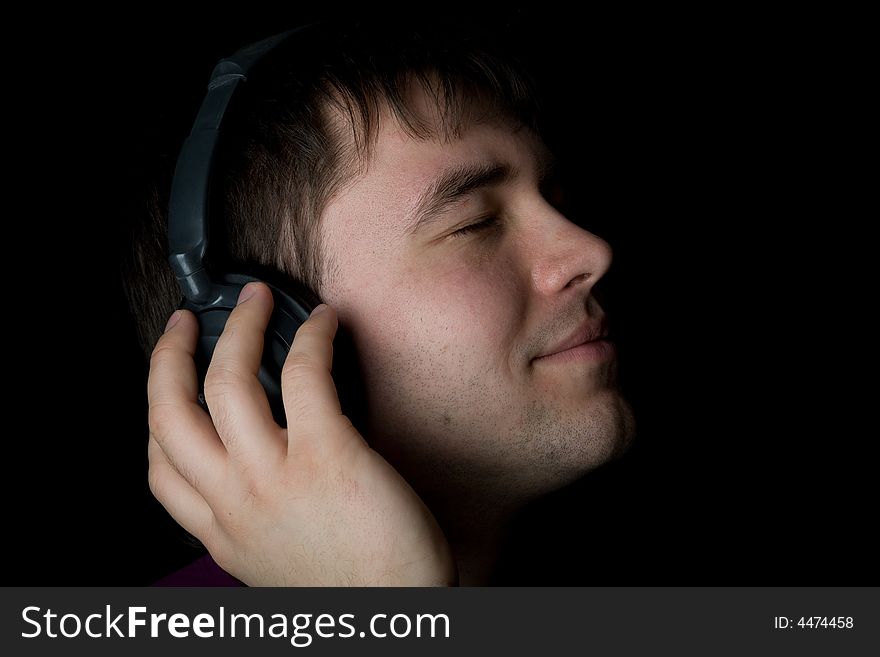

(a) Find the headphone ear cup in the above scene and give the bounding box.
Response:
[183,274,317,429]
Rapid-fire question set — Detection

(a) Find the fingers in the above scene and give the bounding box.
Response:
[148,309,226,496]
[148,436,215,543]
[203,282,287,460]
[282,304,353,450]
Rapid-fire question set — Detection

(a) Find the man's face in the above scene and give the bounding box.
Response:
[319,100,634,510]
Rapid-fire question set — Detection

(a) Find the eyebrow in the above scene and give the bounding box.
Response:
[405,151,558,236]
[405,162,515,235]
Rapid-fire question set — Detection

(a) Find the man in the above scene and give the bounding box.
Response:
[125,19,635,586]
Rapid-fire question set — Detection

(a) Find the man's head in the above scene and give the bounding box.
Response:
[321,105,635,522]
[124,19,633,526]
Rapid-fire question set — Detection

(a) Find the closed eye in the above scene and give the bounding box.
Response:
[449,215,501,239]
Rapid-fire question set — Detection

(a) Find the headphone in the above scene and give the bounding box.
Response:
[166,26,331,428]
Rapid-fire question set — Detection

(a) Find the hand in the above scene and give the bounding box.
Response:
[147,282,457,586]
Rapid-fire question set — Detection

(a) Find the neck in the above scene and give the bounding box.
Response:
[369,432,545,586]
[451,523,505,586]
[426,489,525,586]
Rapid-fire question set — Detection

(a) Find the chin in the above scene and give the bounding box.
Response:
[523,390,636,495]
[597,390,637,459]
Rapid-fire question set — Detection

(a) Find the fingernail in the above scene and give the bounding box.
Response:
[310,304,328,317]
[164,310,181,332]
[238,283,259,305]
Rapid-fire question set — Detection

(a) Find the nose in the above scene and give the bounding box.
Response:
[528,207,612,298]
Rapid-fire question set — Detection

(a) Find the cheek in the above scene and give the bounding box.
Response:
[387,254,520,364]
[349,257,518,376]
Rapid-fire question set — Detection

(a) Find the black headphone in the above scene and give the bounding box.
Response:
[167,26,331,428]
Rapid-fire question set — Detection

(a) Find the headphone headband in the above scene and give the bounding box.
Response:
[166,26,312,304]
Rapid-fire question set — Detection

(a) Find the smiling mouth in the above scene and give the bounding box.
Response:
[533,316,612,362]
[533,337,616,364]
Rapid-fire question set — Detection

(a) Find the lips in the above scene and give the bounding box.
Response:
[534,317,609,359]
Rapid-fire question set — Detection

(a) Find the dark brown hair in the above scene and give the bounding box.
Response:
[121,19,542,358]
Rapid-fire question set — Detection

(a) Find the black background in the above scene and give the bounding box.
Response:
[8,6,873,585]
